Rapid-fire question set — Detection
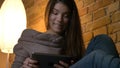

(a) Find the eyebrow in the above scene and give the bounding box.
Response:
[53,8,70,14]
[53,8,59,12]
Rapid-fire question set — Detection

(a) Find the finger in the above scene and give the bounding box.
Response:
[23,63,38,68]
[71,60,75,64]
[54,64,64,68]
[59,61,69,67]
[22,64,31,68]
[28,63,39,68]
[23,58,38,68]
[28,58,38,64]
[23,58,30,65]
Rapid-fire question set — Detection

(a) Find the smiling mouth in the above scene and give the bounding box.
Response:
[53,23,63,28]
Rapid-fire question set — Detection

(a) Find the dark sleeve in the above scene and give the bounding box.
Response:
[11,42,29,68]
[11,29,40,68]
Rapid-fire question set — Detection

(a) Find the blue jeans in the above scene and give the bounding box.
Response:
[70,34,120,68]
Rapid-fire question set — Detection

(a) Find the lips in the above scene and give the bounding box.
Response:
[53,22,63,29]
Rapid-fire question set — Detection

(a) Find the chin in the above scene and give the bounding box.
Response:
[55,30,63,34]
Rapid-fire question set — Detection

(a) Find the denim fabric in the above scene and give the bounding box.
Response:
[86,34,119,57]
[70,34,120,68]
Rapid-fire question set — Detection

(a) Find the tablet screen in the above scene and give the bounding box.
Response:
[31,53,75,68]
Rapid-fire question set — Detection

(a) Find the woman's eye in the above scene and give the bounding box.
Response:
[52,11,58,15]
[64,14,69,18]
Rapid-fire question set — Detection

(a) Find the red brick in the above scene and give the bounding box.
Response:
[80,13,93,24]
[109,33,117,43]
[92,16,111,30]
[102,0,114,7]
[81,24,86,33]
[93,26,107,36]
[108,22,120,34]
[75,0,80,3]
[117,31,120,42]
[83,32,93,42]
[79,7,88,16]
[107,1,119,14]
[88,0,103,13]
[115,0,120,1]
[93,8,106,20]
[88,0,114,13]
[76,0,84,9]
[95,0,102,2]
[111,11,120,23]
[86,22,93,32]
[84,0,95,6]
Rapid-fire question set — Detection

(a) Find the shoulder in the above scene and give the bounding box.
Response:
[21,29,43,38]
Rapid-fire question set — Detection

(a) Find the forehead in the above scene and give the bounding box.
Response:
[53,2,70,12]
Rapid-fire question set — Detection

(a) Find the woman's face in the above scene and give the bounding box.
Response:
[48,2,70,35]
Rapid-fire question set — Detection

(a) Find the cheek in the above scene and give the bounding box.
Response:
[49,15,55,22]
[48,15,55,26]
[63,18,69,25]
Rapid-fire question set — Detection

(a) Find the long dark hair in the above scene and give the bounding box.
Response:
[45,0,84,59]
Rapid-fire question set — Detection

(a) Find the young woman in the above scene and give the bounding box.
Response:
[12,0,84,68]
[12,0,120,68]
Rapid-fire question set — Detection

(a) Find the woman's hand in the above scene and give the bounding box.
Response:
[54,60,74,68]
[22,57,39,68]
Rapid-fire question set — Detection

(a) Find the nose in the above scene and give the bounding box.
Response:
[56,14,63,22]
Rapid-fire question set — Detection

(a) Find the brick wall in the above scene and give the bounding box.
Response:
[23,0,48,32]
[76,0,120,54]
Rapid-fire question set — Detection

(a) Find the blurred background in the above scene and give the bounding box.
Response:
[0,0,120,68]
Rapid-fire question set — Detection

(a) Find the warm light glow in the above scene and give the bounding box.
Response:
[0,10,3,51]
[0,0,26,53]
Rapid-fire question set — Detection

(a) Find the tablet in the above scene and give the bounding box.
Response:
[31,53,75,68]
